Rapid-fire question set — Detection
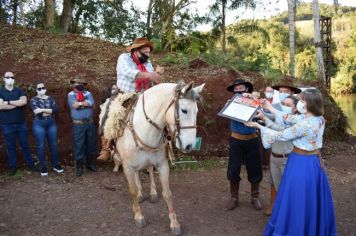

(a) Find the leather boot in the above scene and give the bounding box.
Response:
[264,185,276,216]
[97,136,111,161]
[76,159,83,177]
[226,181,239,210]
[86,157,97,172]
[251,183,263,210]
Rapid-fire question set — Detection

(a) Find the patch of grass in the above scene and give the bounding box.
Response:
[170,156,227,171]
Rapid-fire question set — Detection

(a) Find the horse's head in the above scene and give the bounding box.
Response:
[167,82,205,153]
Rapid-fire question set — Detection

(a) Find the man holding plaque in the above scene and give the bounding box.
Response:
[225,78,263,211]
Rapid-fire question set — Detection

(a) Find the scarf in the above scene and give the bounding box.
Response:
[74,88,85,102]
[131,53,150,92]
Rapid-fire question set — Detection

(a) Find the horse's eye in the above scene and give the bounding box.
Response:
[181,109,188,114]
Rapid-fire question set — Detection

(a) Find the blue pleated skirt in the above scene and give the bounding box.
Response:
[264,152,337,236]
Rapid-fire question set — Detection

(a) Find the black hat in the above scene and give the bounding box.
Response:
[226,79,253,93]
[272,76,301,94]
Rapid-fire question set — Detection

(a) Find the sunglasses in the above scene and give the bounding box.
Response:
[37,87,46,91]
[5,76,14,79]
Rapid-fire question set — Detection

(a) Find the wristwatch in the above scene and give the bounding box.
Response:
[79,102,82,107]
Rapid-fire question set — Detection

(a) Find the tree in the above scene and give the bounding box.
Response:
[60,0,74,32]
[208,0,256,58]
[45,0,55,28]
[287,0,296,78]
[146,0,154,38]
[312,0,326,84]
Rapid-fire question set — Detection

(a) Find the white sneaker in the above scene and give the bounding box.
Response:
[53,165,64,173]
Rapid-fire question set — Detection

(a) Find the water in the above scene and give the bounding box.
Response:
[333,94,356,135]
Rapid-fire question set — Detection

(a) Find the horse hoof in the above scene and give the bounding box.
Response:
[171,226,182,236]
[149,194,158,203]
[135,218,146,228]
[137,194,146,203]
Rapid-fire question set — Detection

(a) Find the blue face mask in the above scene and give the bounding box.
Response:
[281,105,293,114]
[279,92,289,102]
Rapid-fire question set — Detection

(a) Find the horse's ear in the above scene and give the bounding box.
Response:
[181,81,194,95]
[193,83,205,95]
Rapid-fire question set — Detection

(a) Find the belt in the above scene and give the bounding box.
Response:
[72,118,93,124]
[231,132,258,141]
[272,152,289,158]
[292,147,320,156]
[35,116,54,120]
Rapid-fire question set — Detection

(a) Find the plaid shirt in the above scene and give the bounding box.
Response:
[116,53,154,93]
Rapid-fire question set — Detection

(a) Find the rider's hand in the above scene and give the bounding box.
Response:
[155,65,164,75]
[149,72,161,84]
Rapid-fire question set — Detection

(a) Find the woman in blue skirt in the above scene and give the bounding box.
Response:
[246,88,337,236]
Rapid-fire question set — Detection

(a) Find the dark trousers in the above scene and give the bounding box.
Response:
[32,118,60,169]
[0,122,34,170]
[72,122,97,161]
[227,136,263,184]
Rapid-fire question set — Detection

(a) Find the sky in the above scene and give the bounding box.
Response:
[131,0,356,31]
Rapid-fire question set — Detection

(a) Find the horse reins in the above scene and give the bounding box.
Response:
[127,85,197,159]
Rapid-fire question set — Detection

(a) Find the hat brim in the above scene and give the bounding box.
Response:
[272,85,301,94]
[70,79,88,85]
[227,82,253,93]
[126,42,153,52]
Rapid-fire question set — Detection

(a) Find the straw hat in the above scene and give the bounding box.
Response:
[272,76,301,94]
[126,38,153,52]
[70,78,88,85]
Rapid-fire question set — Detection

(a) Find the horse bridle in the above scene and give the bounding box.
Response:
[130,84,197,153]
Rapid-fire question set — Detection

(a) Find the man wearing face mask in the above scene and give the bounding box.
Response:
[0,71,36,175]
[67,78,96,177]
[116,37,163,93]
[272,76,301,115]
[225,78,263,212]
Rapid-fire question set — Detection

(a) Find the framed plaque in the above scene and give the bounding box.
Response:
[218,94,261,123]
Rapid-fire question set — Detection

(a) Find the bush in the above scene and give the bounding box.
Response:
[331,62,356,95]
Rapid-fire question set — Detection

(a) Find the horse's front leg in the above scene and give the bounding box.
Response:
[157,161,181,236]
[134,171,145,203]
[123,164,146,228]
[148,166,158,203]
[113,153,121,172]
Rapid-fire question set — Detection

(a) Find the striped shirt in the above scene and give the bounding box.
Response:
[116,53,154,93]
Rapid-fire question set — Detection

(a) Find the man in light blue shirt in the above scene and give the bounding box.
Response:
[67,78,96,177]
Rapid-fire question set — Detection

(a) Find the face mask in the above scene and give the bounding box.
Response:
[37,89,46,96]
[4,78,14,86]
[265,92,273,99]
[138,51,149,64]
[281,105,293,114]
[297,100,306,114]
[279,92,289,102]
[75,84,84,91]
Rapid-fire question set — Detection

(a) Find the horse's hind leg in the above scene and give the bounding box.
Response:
[135,171,145,203]
[113,153,121,172]
[148,166,158,203]
[157,161,182,236]
[123,165,146,228]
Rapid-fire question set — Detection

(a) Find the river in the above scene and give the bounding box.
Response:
[333,94,356,135]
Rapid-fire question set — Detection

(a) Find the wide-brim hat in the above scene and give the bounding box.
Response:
[126,38,153,52]
[70,78,88,85]
[272,76,301,94]
[227,78,253,93]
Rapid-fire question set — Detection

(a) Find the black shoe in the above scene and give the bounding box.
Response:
[86,159,96,172]
[40,167,48,177]
[53,165,64,173]
[76,160,83,177]
[26,165,38,172]
[9,168,17,176]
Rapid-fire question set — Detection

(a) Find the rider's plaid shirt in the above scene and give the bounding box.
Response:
[116,53,154,93]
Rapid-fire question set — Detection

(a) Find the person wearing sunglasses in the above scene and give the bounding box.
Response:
[30,83,64,176]
[0,71,36,176]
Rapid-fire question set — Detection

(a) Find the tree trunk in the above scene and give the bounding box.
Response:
[45,0,55,28]
[12,0,18,24]
[60,0,73,33]
[221,1,226,59]
[146,0,154,38]
[312,0,326,85]
[287,0,296,78]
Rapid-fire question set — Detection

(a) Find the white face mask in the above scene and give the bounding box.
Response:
[297,100,306,114]
[4,78,14,86]
[265,92,273,99]
[37,89,46,96]
[281,105,293,114]
[279,92,289,102]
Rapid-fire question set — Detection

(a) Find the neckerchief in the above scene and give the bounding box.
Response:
[131,53,150,92]
[73,88,85,102]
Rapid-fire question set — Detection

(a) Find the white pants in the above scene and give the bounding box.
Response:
[269,155,288,191]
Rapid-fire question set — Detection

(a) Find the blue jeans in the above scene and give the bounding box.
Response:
[0,122,34,170]
[32,118,60,169]
[72,122,97,161]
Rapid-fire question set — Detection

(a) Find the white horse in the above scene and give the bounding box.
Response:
[115,82,204,235]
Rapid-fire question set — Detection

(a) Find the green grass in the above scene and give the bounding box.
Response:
[170,156,227,171]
